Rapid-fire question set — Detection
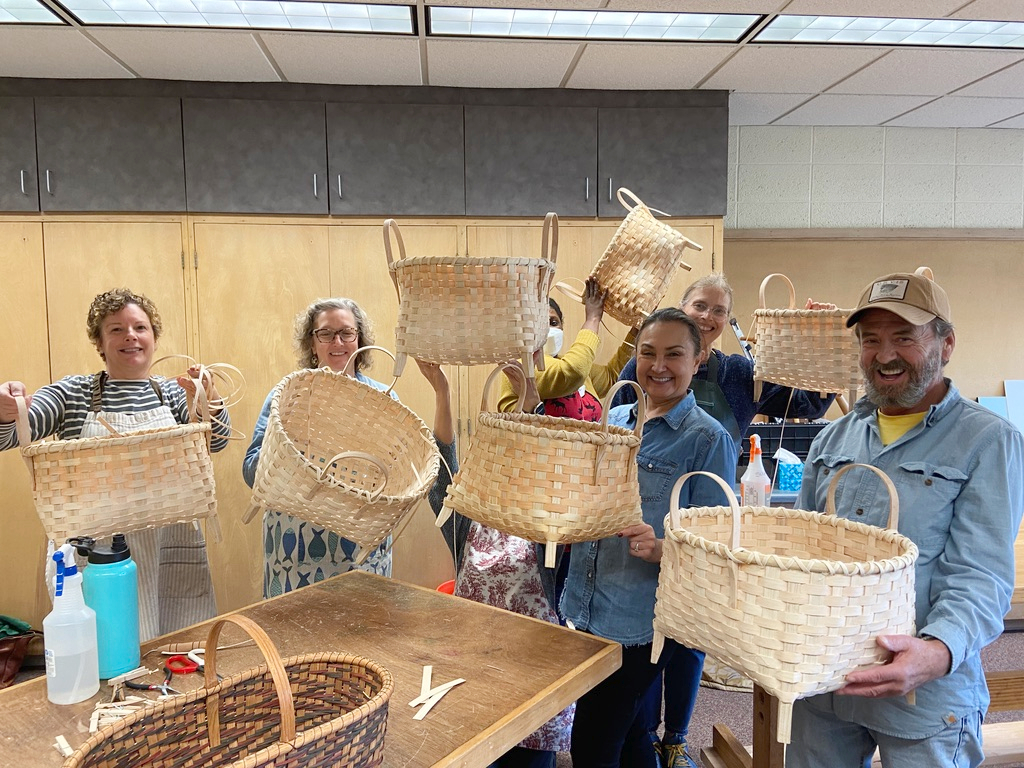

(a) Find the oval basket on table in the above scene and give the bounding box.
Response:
[385,212,557,381]
[243,348,440,565]
[63,614,393,768]
[751,272,860,403]
[652,464,918,744]
[438,366,644,568]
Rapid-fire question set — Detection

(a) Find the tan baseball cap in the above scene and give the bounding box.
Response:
[846,272,952,328]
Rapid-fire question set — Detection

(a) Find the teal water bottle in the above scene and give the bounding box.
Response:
[70,534,140,679]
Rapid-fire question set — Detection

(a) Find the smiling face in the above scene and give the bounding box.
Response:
[857,308,953,415]
[312,307,360,376]
[99,303,156,379]
[636,319,702,414]
[681,285,731,351]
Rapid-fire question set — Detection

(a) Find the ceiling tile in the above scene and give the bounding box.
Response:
[261,32,422,85]
[427,39,579,87]
[603,0,769,10]
[88,28,278,82]
[0,28,132,78]
[991,113,1024,128]
[949,0,1024,22]
[781,0,965,17]
[885,96,1024,127]
[702,44,886,93]
[954,59,1024,97]
[729,92,814,124]
[568,43,731,89]
[775,94,934,125]
[426,0,602,7]
[829,49,1024,96]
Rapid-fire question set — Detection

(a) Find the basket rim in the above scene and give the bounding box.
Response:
[665,505,919,576]
[65,650,394,768]
[20,421,211,456]
[478,411,641,446]
[271,368,439,503]
[754,307,853,318]
[391,255,553,269]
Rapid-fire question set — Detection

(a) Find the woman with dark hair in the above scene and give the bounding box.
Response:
[561,307,738,768]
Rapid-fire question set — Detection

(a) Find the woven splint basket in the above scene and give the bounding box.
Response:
[752,273,860,401]
[585,188,701,329]
[64,614,393,768]
[385,213,557,380]
[652,465,917,744]
[243,352,439,564]
[438,368,644,567]
[14,392,219,545]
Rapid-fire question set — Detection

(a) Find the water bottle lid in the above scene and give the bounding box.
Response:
[70,533,132,564]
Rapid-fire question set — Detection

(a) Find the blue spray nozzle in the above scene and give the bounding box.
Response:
[52,543,77,597]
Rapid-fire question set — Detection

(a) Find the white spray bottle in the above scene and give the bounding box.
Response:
[43,543,100,704]
[740,433,772,506]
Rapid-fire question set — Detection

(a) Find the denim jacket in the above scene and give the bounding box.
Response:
[798,380,1024,738]
[559,391,738,646]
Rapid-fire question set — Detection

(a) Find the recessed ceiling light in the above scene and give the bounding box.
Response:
[427,6,759,42]
[55,0,415,31]
[755,14,1024,48]
[0,0,64,23]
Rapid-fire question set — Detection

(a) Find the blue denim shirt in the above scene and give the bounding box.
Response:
[798,381,1024,738]
[559,391,738,646]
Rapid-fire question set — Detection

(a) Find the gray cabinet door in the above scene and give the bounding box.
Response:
[0,98,38,212]
[465,105,597,217]
[35,97,186,212]
[183,99,328,215]
[597,107,728,218]
[327,103,465,216]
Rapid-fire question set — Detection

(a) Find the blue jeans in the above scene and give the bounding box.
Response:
[640,645,705,745]
[571,638,680,768]
[786,693,984,768]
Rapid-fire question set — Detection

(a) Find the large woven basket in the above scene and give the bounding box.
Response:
[652,465,917,744]
[438,367,644,567]
[243,353,440,564]
[752,273,860,401]
[385,213,557,379]
[14,392,220,544]
[586,188,701,329]
[64,614,393,768]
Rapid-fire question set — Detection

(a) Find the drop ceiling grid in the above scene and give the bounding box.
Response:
[261,32,424,84]
[426,37,580,86]
[566,42,732,89]
[827,48,1024,96]
[0,27,133,78]
[702,45,888,94]
[776,93,935,125]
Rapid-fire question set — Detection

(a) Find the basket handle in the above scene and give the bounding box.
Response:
[668,470,741,549]
[758,273,797,310]
[342,345,400,397]
[541,211,559,268]
[616,187,646,213]
[14,394,35,449]
[600,380,645,440]
[825,463,900,530]
[479,363,527,415]
[914,265,934,280]
[383,218,406,303]
[314,450,389,502]
[203,614,296,748]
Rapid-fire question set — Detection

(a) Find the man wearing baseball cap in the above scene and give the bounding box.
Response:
[787,271,1023,768]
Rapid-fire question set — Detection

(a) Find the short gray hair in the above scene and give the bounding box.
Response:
[680,272,734,313]
[294,297,375,373]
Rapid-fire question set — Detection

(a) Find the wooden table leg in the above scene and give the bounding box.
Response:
[700,685,785,768]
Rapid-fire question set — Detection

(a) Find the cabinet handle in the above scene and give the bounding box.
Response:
[585,176,589,201]
[313,173,318,199]
[45,169,52,195]
[20,169,26,195]
[337,174,343,200]
[608,178,613,202]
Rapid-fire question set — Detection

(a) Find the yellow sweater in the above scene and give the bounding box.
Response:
[497,328,636,413]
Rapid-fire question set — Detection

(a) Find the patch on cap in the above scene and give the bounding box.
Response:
[868,279,909,303]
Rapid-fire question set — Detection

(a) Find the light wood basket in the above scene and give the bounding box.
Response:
[752,273,860,402]
[437,367,644,567]
[652,465,918,744]
[14,393,219,544]
[64,614,393,768]
[243,354,439,564]
[385,213,557,380]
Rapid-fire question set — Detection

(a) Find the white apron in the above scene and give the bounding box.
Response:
[78,384,217,642]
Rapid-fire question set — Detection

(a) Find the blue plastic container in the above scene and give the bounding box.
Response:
[777,462,804,493]
[71,534,140,679]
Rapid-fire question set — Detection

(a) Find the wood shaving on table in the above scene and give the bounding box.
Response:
[53,735,73,757]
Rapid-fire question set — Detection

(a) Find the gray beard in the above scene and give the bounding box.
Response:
[863,351,943,410]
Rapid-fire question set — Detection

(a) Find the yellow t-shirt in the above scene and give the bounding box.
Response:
[877,410,927,446]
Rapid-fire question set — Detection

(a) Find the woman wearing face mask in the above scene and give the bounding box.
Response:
[497,276,636,418]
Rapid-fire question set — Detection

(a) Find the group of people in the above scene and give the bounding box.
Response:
[1,265,1021,768]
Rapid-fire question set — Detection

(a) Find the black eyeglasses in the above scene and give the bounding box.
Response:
[312,327,358,343]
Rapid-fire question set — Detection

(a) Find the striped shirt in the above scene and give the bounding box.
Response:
[0,374,230,451]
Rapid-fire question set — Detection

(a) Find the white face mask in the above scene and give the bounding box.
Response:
[545,327,564,357]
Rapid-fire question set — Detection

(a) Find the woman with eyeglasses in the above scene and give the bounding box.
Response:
[242,297,457,598]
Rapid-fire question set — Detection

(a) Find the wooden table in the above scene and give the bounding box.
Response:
[701,685,785,768]
[0,571,621,766]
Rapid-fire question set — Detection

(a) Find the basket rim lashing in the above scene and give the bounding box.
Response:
[438,367,645,566]
[752,272,860,400]
[384,214,558,380]
[652,466,918,744]
[63,614,393,768]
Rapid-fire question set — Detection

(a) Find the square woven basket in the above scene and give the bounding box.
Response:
[653,465,918,744]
